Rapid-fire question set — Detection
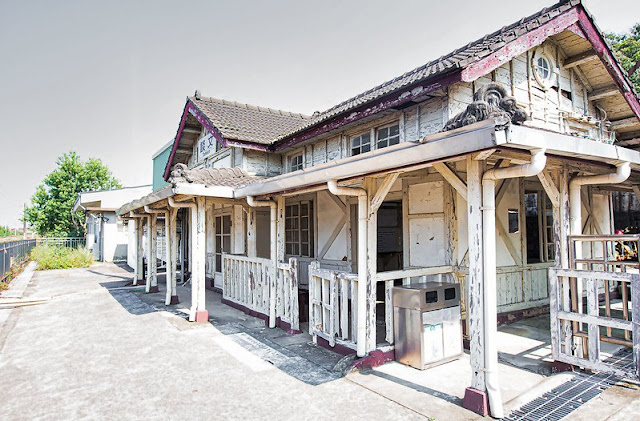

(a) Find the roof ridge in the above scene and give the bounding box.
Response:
[300,1,575,122]
[273,0,583,143]
[190,95,312,120]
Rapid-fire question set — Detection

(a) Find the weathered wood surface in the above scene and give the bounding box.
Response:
[549,267,640,379]
[466,156,485,391]
[308,262,359,350]
[223,254,272,315]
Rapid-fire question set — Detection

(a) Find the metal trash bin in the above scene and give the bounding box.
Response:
[393,282,463,369]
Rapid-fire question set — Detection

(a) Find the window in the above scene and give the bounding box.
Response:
[525,191,554,263]
[290,154,303,172]
[351,132,371,156]
[535,57,551,80]
[285,202,313,257]
[376,124,400,149]
[215,214,231,272]
[532,48,555,89]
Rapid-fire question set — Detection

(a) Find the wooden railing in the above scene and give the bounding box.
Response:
[308,262,359,350]
[549,268,639,379]
[277,258,299,331]
[308,262,460,350]
[222,254,299,330]
[222,254,273,316]
[569,235,639,345]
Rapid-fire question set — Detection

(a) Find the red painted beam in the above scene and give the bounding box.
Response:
[576,9,640,120]
[273,70,463,152]
[461,8,581,82]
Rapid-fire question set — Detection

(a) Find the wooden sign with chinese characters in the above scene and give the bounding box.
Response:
[198,132,218,162]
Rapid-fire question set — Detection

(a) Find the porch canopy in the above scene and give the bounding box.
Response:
[118,120,640,321]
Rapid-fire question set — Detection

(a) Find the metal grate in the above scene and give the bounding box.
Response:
[504,371,619,421]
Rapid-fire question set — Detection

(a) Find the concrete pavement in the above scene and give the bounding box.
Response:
[1,262,639,420]
[0,263,425,420]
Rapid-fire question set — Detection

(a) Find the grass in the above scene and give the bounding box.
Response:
[30,245,93,270]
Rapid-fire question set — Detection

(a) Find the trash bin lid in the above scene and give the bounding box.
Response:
[392,282,460,310]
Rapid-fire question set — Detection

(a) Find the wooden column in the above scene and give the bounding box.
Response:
[190,197,208,322]
[465,156,486,392]
[365,178,378,353]
[247,208,257,258]
[147,214,158,293]
[168,208,179,304]
[233,205,245,255]
[276,196,285,263]
[134,218,144,286]
[163,211,173,305]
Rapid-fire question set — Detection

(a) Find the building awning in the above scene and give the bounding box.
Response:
[119,120,640,216]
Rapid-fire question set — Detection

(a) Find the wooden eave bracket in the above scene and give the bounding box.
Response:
[537,170,560,208]
[433,162,468,200]
[369,172,400,215]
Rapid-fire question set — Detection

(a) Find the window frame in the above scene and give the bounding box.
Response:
[350,132,371,156]
[285,200,314,258]
[531,47,555,90]
[524,189,555,264]
[214,213,232,273]
[290,153,304,172]
[376,123,401,149]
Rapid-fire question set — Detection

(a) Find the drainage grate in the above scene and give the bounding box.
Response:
[505,348,636,421]
[504,371,619,421]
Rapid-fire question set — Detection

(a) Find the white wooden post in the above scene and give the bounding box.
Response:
[289,257,299,331]
[233,205,245,254]
[466,156,486,392]
[247,208,257,258]
[135,217,144,286]
[148,214,158,293]
[276,196,285,263]
[163,211,172,305]
[169,208,179,304]
[190,197,208,322]
[365,178,378,353]
[269,201,278,328]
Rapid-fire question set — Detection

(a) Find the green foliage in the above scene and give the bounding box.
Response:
[0,226,11,237]
[30,245,93,270]
[25,152,121,237]
[607,23,640,93]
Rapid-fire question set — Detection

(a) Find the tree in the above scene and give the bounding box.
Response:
[25,152,122,237]
[607,23,640,93]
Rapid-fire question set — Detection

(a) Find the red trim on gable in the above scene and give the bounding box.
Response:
[575,9,640,120]
[461,8,581,82]
[460,5,640,121]
[163,100,228,181]
[273,70,463,152]
[565,22,586,39]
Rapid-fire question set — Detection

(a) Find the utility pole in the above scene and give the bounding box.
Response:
[23,203,27,239]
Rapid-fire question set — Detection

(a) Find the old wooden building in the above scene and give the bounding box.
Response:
[118,1,640,417]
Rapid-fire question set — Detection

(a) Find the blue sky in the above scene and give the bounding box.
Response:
[0,0,638,227]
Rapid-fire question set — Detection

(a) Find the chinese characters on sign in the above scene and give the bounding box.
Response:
[198,132,218,161]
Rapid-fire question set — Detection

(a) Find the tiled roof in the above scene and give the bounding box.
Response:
[170,164,261,188]
[273,0,582,143]
[190,96,311,145]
